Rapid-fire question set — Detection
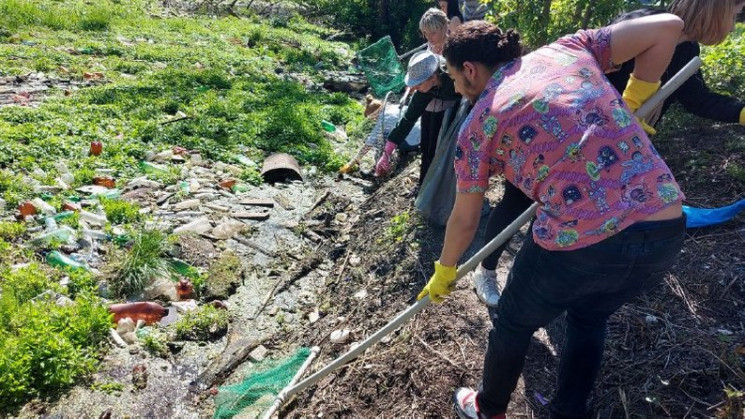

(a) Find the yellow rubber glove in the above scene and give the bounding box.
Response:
[739,107,745,126]
[622,74,661,135]
[417,261,457,303]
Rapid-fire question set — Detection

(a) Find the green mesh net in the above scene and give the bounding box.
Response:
[356,36,405,97]
[214,347,311,419]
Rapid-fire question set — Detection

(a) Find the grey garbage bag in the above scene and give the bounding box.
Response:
[415,99,472,226]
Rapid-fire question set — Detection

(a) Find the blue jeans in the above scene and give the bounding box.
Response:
[476,216,686,418]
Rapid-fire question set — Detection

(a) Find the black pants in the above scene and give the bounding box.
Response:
[478,216,686,417]
[482,180,534,270]
[419,110,445,187]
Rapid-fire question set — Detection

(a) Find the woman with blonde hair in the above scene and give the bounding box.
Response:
[419,7,449,55]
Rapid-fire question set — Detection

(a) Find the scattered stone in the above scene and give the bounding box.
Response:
[334,213,348,223]
[172,299,199,313]
[204,251,243,300]
[348,254,361,267]
[645,315,658,325]
[144,277,179,302]
[330,329,350,344]
[274,194,294,210]
[308,310,320,324]
[173,218,213,235]
[205,203,230,212]
[353,289,368,299]
[174,199,200,211]
[132,364,148,389]
[248,345,268,362]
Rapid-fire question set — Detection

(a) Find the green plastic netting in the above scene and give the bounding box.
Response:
[356,36,405,97]
[214,347,311,419]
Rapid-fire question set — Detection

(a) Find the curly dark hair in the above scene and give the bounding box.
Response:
[443,21,523,70]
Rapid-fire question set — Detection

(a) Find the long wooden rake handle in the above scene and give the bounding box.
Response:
[268,55,703,414]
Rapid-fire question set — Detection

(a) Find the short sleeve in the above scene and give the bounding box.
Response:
[569,27,615,72]
[453,104,499,193]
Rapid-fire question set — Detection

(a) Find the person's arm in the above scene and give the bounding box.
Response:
[609,13,684,82]
[439,191,484,266]
[386,91,429,146]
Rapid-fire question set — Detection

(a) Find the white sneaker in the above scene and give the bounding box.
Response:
[472,265,500,308]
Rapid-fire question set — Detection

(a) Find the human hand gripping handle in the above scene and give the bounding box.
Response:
[374,140,397,177]
[417,261,457,303]
[622,74,660,135]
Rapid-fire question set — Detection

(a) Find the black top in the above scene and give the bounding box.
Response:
[606,8,744,124]
[387,72,461,145]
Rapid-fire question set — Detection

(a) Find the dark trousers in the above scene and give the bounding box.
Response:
[476,216,686,418]
[482,181,533,270]
[419,110,445,187]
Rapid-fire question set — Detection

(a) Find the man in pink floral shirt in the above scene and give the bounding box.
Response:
[415,15,699,419]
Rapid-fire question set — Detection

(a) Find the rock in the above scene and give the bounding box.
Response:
[330,329,350,344]
[132,364,148,389]
[174,199,201,211]
[203,251,242,300]
[144,277,179,302]
[348,254,361,267]
[353,289,368,299]
[334,213,348,223]
[173,218,213,235]
[0,197,5,209]
[117,318,136,334]
[249,345,268,362]
[121,331,137,345]
[308,310,320,323]
[172,299,199,313]
[211,220,245,240]
[322,73,367,93]
[205,203,230,212]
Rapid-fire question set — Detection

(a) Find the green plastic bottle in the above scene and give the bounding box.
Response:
[46,251,89,271]
[321,120,336,133]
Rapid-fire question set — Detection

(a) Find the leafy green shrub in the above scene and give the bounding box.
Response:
[140,328,169,358]
[173,304,229,341]
[0,221,25,240]
[100,198,141,225]
[0,264,110,412]
[702,23,745,98]
[111,229,172,297]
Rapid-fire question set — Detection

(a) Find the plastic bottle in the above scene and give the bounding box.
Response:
[176,279,194,300]
[90,140,103,156]
[109,302,168,325]
[46,250,88,271]
[93,176,116,188]
[139,161,167,174]
[33,225,76,245]
[321,120,336,132]
[79,210,107,227]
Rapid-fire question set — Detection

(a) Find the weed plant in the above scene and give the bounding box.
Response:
[100,197,141,225]
[111,229,172,298]
[0,264,110,412]
[173,304,229,341]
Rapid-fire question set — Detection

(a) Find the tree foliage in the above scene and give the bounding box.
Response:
[309,0,432,52]
[485,0,671,49]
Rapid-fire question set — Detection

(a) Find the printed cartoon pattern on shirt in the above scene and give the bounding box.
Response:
[453,27,684,251]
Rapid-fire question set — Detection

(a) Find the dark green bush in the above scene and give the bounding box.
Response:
[702,24,745,98]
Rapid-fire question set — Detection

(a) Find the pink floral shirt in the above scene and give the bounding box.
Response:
[454,28,685,251]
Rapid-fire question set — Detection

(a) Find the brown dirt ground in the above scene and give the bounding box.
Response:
[277,114,745,418]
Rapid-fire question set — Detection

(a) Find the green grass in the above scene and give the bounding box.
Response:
[0,0,364,180]
[110,229,172,298]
